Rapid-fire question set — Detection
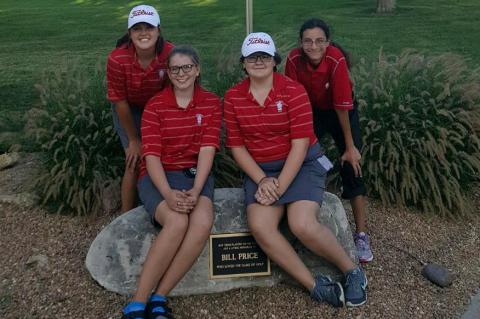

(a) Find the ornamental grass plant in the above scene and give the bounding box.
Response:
[25,62,123,215]
[354,50,480,217]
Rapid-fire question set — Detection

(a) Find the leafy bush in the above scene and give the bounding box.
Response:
[354,50,480,216]
[25,62,123,215]
[205,46,245,187]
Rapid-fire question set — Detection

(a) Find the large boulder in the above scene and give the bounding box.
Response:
[86,188,356,296]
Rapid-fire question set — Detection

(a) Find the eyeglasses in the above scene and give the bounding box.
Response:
[245,54,273,63]
[168,64,196,75]
[301,38,329,47]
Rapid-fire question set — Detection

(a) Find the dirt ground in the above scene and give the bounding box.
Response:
[0,154,479,318]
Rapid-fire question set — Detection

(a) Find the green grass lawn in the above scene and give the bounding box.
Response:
[1,0,479,150]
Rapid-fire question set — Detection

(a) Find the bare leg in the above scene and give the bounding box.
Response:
[155,196,213,295]
[132,202,189,303]
[247,204,315,291]
[287,200,356,273]
[121,168,138,213]
[350,195,367,233]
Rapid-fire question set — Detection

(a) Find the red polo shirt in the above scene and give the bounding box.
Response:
[107,41,174,108]
[285,46,353,111]
[224,72,317,163]
[139,84,221,177]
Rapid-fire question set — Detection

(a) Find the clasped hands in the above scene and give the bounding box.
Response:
[165,188,199,214]
[255,177,282,206]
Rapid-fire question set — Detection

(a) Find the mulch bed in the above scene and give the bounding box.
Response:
[1,193,479,318]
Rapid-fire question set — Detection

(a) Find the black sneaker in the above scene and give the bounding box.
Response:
[146,295,173,319]
[310,275,345,307]
[122,310,146,319]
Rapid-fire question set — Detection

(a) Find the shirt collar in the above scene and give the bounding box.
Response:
[237,72,287,106]
[164,84,206,110]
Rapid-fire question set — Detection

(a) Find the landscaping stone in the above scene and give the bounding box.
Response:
[0,152,20,170]
[85,188,356,296]
[0,193,39,207]
[421,263,454,287]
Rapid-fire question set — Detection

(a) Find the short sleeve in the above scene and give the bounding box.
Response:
[200,96,222,150]
[223,92,244,148]
[331,57,353,110]
[106,53,127,103]
[141,99,162,158]
[286,84,315,139]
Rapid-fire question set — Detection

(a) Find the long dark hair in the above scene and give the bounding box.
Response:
[115,27,165,53]
[299,18,351,69]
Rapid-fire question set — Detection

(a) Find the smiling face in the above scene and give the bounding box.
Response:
[243,52,275,80]
[301,27,330,66]
[128,22,159,52]
[167,53,200,91]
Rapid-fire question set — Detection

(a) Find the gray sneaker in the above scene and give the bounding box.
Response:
[344,267,368,307]
[354,232,373,263]
[310,275,345,307]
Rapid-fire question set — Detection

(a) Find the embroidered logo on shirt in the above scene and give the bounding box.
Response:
[276,101,283,112]
[196,114,203,126]
[325,82,330,89]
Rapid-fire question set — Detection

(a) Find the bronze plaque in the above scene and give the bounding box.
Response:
[209,233,271,279]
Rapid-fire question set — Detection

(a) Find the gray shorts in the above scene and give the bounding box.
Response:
[137,171,214,225]
[111,104,142,148]
[244,143,328,207]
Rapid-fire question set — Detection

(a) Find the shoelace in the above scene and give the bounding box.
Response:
[356,238,367,249]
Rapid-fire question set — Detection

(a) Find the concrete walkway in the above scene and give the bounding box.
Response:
[461,289,480,319]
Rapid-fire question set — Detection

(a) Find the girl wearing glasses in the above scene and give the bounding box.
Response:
[224,32,367,308]
[285,18,373,264]
[121,46,221,319]
[107,4,174,213]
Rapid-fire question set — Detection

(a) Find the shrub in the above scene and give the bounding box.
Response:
[205,46,245,187]
[25,62,123,215]
[354,49,480,216]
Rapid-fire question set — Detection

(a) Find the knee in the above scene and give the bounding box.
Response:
[247,218,274,243]
[191,213,213,237]
[288,217,316,241]
[159,211,189,235]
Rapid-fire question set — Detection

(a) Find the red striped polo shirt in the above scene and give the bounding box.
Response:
[224,72,317,163]
[285,46,353,111]
[139,84,222,177]
[106,41,174,108]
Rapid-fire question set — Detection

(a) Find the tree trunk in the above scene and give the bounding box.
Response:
[377,0,396,13]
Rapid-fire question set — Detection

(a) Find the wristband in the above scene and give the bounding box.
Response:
[258,176,268,185]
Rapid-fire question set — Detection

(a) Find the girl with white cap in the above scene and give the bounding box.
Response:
[107,4,174,213]
[224,32,367,307]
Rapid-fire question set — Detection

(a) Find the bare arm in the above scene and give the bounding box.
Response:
[231,146,280,205]
[276,137,309,197]
[183,146,216,205]
[115,100,141,171]
[145,155,189,213]
[334,109,361,177]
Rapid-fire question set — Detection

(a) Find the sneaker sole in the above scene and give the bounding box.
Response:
[336,282,346,307]
[359,255,374,263]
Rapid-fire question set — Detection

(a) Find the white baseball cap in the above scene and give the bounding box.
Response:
[241,32,276,57]
[127,5,160,29]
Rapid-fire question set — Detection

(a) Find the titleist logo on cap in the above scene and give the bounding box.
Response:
[131,9,154,17]
[247,37,270,46]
